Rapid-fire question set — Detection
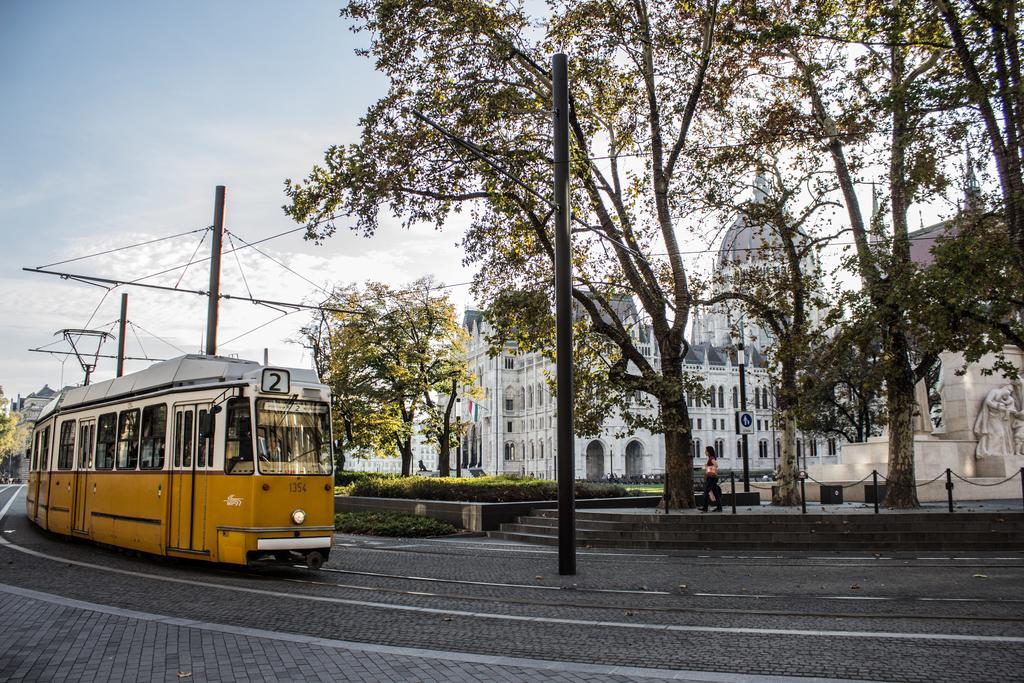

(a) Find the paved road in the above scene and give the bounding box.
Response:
[0,484,1022,682]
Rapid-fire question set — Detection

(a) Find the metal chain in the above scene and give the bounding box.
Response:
[950,470,1023,487]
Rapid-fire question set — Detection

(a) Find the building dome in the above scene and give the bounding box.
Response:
[717,173,770,267]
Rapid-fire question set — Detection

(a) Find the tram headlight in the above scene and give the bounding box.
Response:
[291,509,306,525]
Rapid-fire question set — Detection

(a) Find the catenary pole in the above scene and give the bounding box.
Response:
[205,185,226,356]
[553,53,576,576]
[116,293,128,377]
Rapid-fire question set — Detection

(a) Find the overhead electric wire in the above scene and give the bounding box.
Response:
[128,321,188,355]
[219,311,298,348]
[37,225,212,269]
[82,287,115,330]
[128,323,148,360]
[122,213,346,286]
[226,229,330,297]
[22,267,364,315]
[174,228,211,289]
[226,232,256,300]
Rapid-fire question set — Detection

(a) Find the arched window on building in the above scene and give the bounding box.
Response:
[775,439,781,459]
[504,386,514,412]
[810,440,818,458]
[714,439,724,459]
[527,385,533,409]
[732,387,738,409]
[518,387,525,411]
[504,442,516,461]
[758,439,768,459]
[687,393,694,407]
[693,439,702,459]
[827,438,837,456]
[754,388,761,409]
[718,386,724,408]
[540,442,544,459]
[537,383,544,407]
[796,439,803,462]
[736,439,743,459]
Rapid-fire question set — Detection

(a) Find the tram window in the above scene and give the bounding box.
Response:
[57,421,76,470]
[254,399,332,476]
[116,409,140,470]
[184,412,195,466]
[31,432,39,471]
[198,409,212,467]
[174,412,182,467]
[96,413,116,470]
[140,405,167,470]
[77,423,94,469]
[40,427,51,471]
[224,399,253,474]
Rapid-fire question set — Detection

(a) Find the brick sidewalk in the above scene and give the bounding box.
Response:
[0,584,823,683]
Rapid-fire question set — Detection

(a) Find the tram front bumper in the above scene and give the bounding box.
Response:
[217,525,335,565]
[256,536,332,550]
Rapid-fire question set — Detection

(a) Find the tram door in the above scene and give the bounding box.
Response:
[168,404,212,553]
[71,420,94,533]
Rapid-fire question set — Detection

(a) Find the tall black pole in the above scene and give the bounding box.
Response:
[738,325,750,492]
[205,185,226,356]
[553,53,576,576]
[116,293,128,377]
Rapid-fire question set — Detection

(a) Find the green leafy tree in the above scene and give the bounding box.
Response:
[932,0,1024,271]
[285,0,746,508]
[694,154,841,504]
[0,390,28,478]
[768,0,967,507]
[315,278,472,476]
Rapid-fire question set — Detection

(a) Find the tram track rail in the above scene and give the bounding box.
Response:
[3,486,1024,640]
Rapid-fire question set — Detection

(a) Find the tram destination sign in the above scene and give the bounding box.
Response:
[261,368,290,394]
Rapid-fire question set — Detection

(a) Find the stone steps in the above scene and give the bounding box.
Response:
[488,510,1024,550]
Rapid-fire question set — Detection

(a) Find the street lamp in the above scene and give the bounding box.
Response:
[455,397,462,478]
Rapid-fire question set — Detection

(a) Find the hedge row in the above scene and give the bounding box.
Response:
[337,473,634,503]
[334,511,456,537]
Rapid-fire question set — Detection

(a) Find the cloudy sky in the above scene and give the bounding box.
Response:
[2,2,978,405]
[1,1,475,402]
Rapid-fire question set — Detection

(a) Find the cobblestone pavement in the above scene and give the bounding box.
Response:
[1,485,1022,682]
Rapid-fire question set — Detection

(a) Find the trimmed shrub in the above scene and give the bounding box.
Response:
[334,511,456,537]
[335,470,398,487]
[342,474,633,503]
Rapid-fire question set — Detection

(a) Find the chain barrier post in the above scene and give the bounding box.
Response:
[799,470,807,514]
[945,468,954,513]
[730,472,737,515]
[872,470,879,514]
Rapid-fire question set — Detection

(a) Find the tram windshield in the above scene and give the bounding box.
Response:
[254,399,332,475]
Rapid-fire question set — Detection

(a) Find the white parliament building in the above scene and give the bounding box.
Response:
[351,177,842,479]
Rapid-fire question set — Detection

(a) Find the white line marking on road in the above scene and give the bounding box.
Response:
[0,583,875,683]
[317,567,671,595]
[2,490,1022,645]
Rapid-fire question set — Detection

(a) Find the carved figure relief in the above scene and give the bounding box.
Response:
[974,384,1022,458]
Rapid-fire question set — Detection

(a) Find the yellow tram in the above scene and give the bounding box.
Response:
[25,355,335,568]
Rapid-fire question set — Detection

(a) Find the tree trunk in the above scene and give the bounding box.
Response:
[663,428,694,509]
[660,363,695,510]
[884,340,920,508]
[399,436,413,476]
[438,424,451,477]
[773,411,801,505]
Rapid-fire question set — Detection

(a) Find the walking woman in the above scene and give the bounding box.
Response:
[701,446,723,512]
